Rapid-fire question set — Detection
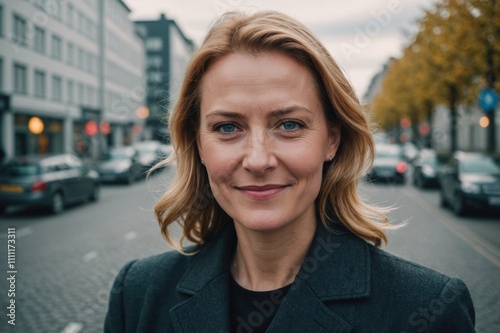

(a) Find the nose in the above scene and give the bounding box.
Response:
[242,129,278,175]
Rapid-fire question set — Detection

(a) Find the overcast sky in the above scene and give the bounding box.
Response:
[125,0,437,98]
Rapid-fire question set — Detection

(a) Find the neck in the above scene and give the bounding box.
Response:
[231,219,317,291]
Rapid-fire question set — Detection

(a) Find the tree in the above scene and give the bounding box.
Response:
[373,0,500,152]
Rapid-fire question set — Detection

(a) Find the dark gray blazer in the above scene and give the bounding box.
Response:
[104,222,475,332]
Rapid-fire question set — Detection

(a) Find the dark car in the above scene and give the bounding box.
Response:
[132,140,163,172]
[412,149,442,188]
[366,144,407,184]
[133,141,172,173]
[96,146,143,184]
[0,154,100,214]
[439,152,500,215]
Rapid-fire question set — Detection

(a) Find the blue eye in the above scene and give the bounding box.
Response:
[216,123,237,133]
[281,120,301,131]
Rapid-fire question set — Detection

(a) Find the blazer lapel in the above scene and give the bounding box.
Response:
[267,222,371,333]
[267,281,353,333]
[170,225,236,333]
[170,271,231,333]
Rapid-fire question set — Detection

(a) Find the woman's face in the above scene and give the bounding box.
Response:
[197,52,340,234]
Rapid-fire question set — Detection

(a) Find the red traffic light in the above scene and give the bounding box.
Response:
[84,121,98,136]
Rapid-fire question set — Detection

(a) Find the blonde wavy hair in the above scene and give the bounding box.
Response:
[154,10,393,252]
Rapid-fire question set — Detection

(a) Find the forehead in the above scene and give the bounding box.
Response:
[199,52,321,109]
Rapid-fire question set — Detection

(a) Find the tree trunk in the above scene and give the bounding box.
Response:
[449,84,458,153]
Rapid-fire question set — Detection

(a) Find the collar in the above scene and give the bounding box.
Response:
[176,220,370,300]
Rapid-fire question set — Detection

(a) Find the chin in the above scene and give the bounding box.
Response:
[233,212,294,233]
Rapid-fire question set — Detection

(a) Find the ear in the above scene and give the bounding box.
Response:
[326,125,341,160]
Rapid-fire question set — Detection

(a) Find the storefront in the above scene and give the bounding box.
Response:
[14,114,63,156]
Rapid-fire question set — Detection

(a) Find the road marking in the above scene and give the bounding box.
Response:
[124,231,137,241]
[404,186,500,269]
[16,227,33,238]
[83,251,98,262]
[61,322,83,333]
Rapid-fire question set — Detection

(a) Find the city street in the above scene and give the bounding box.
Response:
[1,168,499,333]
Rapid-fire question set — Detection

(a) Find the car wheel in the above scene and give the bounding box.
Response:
[0,205,6,214]
[453,192,467,216]
[89,185,100,202]
[126,171,134,184]
[439,188,448,207]
[50,192,64,214]
[415,174,423,188]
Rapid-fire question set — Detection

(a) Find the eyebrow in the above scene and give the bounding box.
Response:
[205,106,313,120]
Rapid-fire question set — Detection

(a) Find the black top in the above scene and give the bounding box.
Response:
[230,274,292,333]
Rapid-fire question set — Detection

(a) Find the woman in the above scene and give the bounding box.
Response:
[105,10,475,332]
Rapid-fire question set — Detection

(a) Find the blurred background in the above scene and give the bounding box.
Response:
[0,0,499,332]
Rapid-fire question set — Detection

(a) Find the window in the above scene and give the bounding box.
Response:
[77,12,83,33]
[146,37,163,51]
[67,4,74,27]
[13,64,28,94]
[148,72,163,85]
[77,48,84,69]
[0,58,3,91]
[51,35,62,60]
[147,56,162,68]
[88,54,94,73]
[48,0,61,20]
[0,5,4,37]
[86,53,94,73]
[67,80,74,103]
[34,0,46,10]
[34,70,46,98]
[13,14,27,45]
[77,82,84,105]
[34,26,46,53]
[52,76,62,101]
[67,43,74,65]
[87,86,94,106]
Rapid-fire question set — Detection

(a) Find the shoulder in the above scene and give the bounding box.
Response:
[368,245,463,298]
[104,247,200,332]
[369,246,450,284]
[119,246,200,289]
[366,246,475,331]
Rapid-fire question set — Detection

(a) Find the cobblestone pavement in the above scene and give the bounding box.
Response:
[0,170,498,332]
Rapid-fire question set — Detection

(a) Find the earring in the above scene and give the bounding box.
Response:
[329,155,334,161]
[201,159,205,165]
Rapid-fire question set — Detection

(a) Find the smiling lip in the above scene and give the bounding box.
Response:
[237,184,288,199]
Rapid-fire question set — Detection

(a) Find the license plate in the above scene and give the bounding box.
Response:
[488,197,500,206]
[0,184,24,193]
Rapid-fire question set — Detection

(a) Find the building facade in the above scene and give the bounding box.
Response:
[0,0,146,159]
[135,14,194,142]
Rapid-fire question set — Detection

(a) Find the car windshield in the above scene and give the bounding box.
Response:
[376,146,400,158]
[0,162,40,176]
[135,145,157,154]
[422,155,439,166]
[101,149,132,160]
[460,158,500,174]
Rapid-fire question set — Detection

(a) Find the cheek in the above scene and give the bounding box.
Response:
[202,144,240,185]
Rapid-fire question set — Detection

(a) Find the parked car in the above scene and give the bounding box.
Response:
[366,144,407,184]
[412,149,442,188]
[401,142,419,164]
[0,154,100,214]
[133,140,172,173]
[95,146,143,184]
[439,152,500,215]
